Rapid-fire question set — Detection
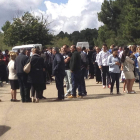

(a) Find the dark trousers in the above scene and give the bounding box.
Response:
[95,63,102,82]
[89,63,94,77]
[71,70,82,96]
[17,73,30,102]
[78,68,87,95]
[110,73,120,93]
[55,75,64,99]
[31,86,40,99]
[102,66,111,86]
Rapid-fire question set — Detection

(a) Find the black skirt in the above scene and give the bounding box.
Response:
[10,80,19,90]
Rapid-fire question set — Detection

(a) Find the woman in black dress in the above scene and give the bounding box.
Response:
[27,48,46,103]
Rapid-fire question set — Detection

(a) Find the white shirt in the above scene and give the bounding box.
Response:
[98,51,110,66]
[8,60,18,80]
[95,53,100,64]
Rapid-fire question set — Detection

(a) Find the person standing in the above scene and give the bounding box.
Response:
[87,46,95,79]
[121,47,135,94]
[63,45,72,96]
[98,44,111,89]
[78,47,88,96]
[92,47,102,84]
[68,45,82,98]
[3,50,9,84]
[27,48,45,103]
[108,48,121,94]
[8,52,19,101]
[52,47,65,100]
[14,49,30,103]
[0,53,8,87]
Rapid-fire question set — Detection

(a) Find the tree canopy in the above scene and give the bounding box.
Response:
[96,0,140,46]
[2,12,53,47]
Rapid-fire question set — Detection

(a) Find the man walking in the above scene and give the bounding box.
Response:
[52,47,65,100]
[15,49,30,102]
[68,45,82,98]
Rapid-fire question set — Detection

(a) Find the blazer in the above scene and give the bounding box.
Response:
[52,53,65,77]
[14,53,28,74]
[70,51,81,72]
[27,54,45,84]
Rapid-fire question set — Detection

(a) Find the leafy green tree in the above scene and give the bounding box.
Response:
[2,12,53,47]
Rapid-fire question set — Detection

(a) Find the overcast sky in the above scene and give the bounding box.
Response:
[0,0,104,35]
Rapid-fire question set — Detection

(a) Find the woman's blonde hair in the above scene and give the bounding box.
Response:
[9,51,17,60]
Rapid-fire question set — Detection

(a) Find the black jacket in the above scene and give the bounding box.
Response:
[70,51,81,72]
[88,50,96,65]
[92,52,97,63]
[52,53,65,76]
[27,54,45,84]
[15,53,28,74]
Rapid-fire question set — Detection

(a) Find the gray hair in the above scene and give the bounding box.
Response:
[52,47,59,53]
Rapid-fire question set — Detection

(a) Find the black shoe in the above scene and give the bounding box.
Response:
[54,98,64,101]
[46,82,50,84]
[13,99,20,102]
[11,99,13,102]
[42,96,47,99]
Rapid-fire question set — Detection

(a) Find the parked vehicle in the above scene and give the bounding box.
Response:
[76,42,89,49]
[12,44,42,51]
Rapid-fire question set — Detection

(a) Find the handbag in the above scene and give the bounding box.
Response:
[23,57,32,73]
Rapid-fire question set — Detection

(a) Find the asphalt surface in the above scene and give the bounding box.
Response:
[0,79,140,140]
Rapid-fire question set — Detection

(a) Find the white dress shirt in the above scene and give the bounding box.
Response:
[98,51,110,66]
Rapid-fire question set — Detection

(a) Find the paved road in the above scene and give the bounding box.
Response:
[0,79,140,140]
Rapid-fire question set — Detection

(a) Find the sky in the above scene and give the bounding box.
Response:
[0,0,104,35]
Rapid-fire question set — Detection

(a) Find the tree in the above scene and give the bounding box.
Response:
[2,12,53,47]
[97,0,140,46]
[49,37,73,48]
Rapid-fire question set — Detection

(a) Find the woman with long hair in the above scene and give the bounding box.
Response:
[8,51,19,101]
[121,47,135,93]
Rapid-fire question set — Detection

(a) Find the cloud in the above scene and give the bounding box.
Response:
[0,0,104,35]
[40,0,104,34]
[0,0,43,28]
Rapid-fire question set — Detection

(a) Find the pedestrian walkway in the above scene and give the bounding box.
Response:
[1,80,140,140]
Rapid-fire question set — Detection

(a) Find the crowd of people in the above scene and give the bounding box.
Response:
[0,44,140,102]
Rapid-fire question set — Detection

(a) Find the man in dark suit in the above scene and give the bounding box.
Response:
[15,49,30,103]
[52,47,65,100]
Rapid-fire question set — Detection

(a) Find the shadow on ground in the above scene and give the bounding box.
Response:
[0,125,11,137]
[39,93,124,103]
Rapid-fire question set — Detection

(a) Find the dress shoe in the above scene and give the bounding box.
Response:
[68,95,77,98]
[54,98,64,101]
[77,95,83,98]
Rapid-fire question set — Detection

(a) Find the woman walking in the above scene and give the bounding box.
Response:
[121,47,135,94]
[27,48,45,103]
[108,48,121,94]
[8,51,19,101]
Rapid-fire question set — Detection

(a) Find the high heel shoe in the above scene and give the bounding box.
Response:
[36,98,39,103]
